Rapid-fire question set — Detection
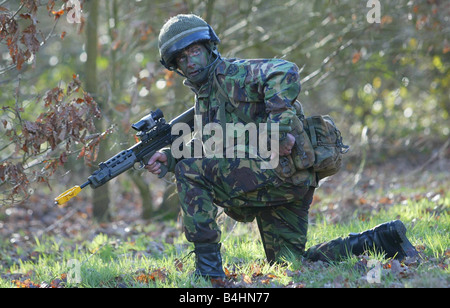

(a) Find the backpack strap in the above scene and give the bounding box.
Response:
[306,117,317,147]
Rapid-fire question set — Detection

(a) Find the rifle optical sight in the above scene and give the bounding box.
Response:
[131,109,164,132]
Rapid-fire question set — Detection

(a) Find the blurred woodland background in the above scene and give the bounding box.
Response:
[1,0,449,222]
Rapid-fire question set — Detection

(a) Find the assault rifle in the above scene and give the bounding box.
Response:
[54,107,194,206]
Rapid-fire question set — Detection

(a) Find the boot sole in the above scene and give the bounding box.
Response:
[391,220,419,259]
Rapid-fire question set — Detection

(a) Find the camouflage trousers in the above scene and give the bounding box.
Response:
[174,157,315,263]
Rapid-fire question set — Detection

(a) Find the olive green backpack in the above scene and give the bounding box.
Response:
[293,101,350,180]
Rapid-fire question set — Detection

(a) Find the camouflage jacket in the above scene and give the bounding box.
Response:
[188,57,299,132]
[164,57,316,187]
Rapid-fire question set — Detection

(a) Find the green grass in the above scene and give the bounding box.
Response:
[1,189,448,288]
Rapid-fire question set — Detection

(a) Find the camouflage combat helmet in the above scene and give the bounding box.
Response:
[158,14,220,71]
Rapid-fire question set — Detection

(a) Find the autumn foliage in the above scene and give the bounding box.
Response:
[1,73,105,205]
[0,1,106,205]
[0,0,83,71]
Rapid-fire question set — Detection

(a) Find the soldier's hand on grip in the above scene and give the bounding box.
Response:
[145,152,168,175]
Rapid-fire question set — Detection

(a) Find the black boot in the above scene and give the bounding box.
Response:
[306,220,418,262]
[194,243,226,279]
[345,220,418,260]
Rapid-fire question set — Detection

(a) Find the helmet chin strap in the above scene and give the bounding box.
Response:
[197,53,221,74]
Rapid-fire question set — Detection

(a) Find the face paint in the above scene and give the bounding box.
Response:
[176,44,211,84]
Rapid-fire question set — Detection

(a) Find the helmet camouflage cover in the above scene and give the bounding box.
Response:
[158,14,220,70]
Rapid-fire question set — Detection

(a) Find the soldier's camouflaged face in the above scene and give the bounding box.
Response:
[175,43,211,84]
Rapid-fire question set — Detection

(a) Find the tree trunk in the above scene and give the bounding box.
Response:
[156,183,180,220]
[204,0,216,24]
[86,0,110,221]
[130,173,153,219]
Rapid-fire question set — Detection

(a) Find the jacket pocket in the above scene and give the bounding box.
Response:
[274,155,297,179]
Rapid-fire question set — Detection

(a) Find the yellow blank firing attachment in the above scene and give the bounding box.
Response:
[54,186,82,207]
